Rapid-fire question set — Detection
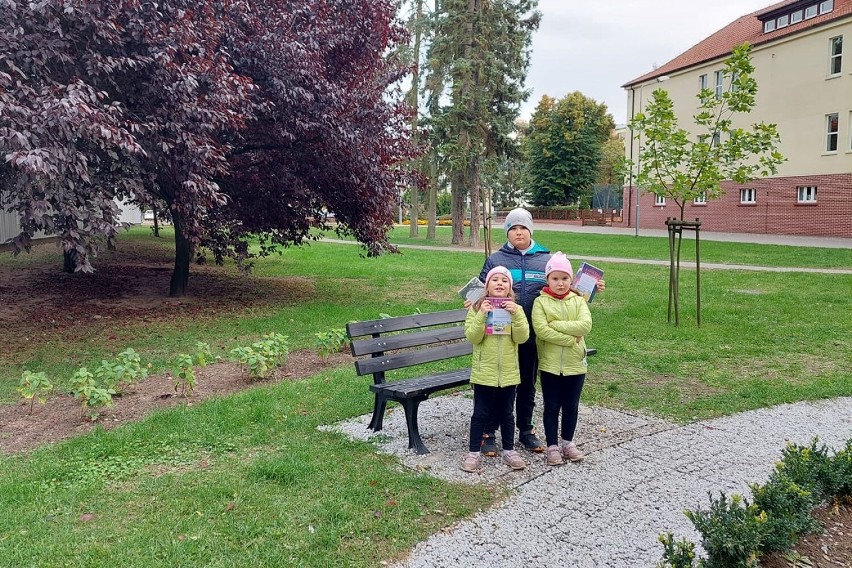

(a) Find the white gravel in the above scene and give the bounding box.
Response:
[321,394,852,567]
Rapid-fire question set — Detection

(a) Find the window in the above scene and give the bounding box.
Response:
[699,74,708,92]
[654,194,666,206]
[797,186,818,203]
[714,71,723,99]
[791,9,803,23]
[777,14,790,28]
[826,113,839,152]
[693,193,707,205]
[729,71,740,92]
[829,36,842,75]
[712,132,721,147]
[819,0,834,14]
[764,19,776,33]
[805,4,818,18]
[740,188,756,204]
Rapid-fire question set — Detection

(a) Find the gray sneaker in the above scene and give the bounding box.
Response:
[546,445,564,466]
[562,441,585,462]
[460,451,482,473]
[502,450,526,470]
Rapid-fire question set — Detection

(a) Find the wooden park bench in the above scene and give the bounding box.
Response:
[347,308,598,455]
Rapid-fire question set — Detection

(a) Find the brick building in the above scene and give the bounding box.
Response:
[622,0,852,238]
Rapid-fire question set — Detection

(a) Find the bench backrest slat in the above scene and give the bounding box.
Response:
[353,341,473,377]
[350,326,466,357]
[346,308,468,338]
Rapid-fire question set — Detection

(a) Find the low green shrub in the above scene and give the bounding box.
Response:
[313,328,347,360]
[230,333,289,379]
[658,437,852,568]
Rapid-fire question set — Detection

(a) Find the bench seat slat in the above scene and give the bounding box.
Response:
[346,309,468,338]
[350,326,466,357]
[369,369,470,398]
[354,341,472,376]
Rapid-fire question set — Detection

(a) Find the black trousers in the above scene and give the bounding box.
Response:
[485,337,538,438]
[469,384,517,452]
[540,370,586,447]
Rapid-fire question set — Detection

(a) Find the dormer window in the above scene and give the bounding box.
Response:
[762,2,833,34]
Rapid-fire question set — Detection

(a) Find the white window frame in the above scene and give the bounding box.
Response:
[826,113,839,152]
[654,194,666,206]
[791,9,804,23]
[829,35,842,76]
[764,19,776,33]
[714,71,723,99]
[819,0,834,14]
[698,74,708,92]
[797,186,818,203]
[740,188,756,204]
[805,4,818,18]
[777,14,790,28]
[693,192,707,205]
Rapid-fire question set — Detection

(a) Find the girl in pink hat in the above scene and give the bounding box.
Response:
[460,266,530,473]
[531,252,593,466]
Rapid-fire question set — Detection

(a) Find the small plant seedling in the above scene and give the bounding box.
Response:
[313,328,347,360]
[173,353,197,397]
[193,342,214,367]
[17,371,53,414]
[69,367,115,421]
[230,334,289,379]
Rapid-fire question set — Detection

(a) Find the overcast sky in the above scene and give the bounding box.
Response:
[521,0,775,125]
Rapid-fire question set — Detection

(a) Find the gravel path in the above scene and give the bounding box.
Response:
[322,394,852,567]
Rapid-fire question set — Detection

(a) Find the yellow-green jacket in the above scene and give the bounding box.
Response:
[464,307,530,387]
[532,292,593,376]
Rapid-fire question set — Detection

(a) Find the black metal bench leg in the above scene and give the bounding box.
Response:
[400,396,429,454]
[369,393,388,431]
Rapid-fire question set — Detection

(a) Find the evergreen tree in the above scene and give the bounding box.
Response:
[425,0,539,246]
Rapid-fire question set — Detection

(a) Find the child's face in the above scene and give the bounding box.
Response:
[486,274,512,297]
[547,271,572,295]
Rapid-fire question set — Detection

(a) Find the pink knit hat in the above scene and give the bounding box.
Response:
[545,252,573,278]
[485,266,513,288]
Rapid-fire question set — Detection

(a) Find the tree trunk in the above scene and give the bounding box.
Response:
[63,249,77,273]
[152,210,160,237]
[169,210,192,297]
[426,151,437,239]
[468,160,481,248]
[450,171,466,245]
[408,0,424,238]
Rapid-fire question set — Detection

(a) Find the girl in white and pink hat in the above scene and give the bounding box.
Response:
[460,265,530,473]
[531,252,593,466]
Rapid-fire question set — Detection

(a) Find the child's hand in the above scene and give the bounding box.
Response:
[502,300,518,314]
[595,279,606,292]
[463,299,473,309]
[479,299,493,314]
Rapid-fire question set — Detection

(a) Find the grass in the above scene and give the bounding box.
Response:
[0,226,850,565]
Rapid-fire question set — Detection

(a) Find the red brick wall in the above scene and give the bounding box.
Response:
[620,173,852,237]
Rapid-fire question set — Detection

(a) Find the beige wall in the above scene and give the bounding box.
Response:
[625,17,852,178]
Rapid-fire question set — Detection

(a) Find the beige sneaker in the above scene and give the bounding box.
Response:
[546,445,564,466]
[562,441,585,462]
[502,450,526,470]
[460,451,482,473]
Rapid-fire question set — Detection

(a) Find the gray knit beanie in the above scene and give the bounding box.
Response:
[504,208,534,235]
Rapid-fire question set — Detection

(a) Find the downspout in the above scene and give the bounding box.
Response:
[627,86,636,229]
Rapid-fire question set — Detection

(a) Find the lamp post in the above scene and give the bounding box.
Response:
[632,75,669,237]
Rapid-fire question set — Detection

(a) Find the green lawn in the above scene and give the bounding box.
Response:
[0,227,850,566]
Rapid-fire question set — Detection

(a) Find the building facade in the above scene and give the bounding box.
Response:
[622,0,852,237]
